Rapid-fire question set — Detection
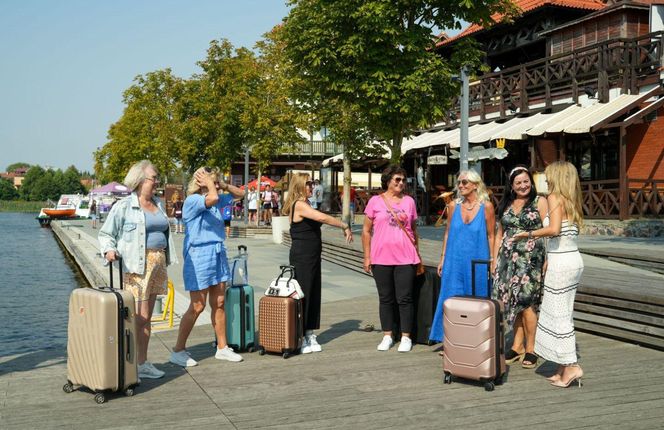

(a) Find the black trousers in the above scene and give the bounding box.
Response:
[372,264,416,334]
[289,239,322,330]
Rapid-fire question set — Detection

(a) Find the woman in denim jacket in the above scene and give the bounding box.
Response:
[99,160,177,380]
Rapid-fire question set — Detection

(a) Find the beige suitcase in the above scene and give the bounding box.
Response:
[63,261,138,404]
[258,296,303,358]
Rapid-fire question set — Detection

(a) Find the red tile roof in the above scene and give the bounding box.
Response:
[436,0,606,48]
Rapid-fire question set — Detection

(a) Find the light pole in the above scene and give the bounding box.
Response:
[243,145,250,225]
[460,65,470,172]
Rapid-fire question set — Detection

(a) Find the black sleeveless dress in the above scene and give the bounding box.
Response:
[289,201,322,331]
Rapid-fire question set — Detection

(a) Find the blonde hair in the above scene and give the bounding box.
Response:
[545,161,584,227]
[124,160,157,192]
[171,190,181,202]
[187,167,220,195]
[282,173,309,217]
[455,169,490,203]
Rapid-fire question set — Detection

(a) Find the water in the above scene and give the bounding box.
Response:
[0,213,88,357]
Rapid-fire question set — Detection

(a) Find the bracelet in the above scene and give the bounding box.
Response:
[341,223,349,231]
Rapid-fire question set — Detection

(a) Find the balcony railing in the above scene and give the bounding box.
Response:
[452,31,664,120]
[281,140,342,157]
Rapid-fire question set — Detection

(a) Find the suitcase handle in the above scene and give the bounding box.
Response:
[238,245,247,255]
[125,329,131,360]
[109,256,124,290]
[471,259,492,297]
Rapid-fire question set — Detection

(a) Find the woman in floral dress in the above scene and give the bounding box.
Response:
[492,166,548,369]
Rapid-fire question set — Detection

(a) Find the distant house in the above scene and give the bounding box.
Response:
[0,167,28,189]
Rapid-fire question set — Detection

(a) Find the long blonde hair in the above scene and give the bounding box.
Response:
[455,169,490,203]
[187,167,220,195]
[545,161,584,227]
[282,173,309,217]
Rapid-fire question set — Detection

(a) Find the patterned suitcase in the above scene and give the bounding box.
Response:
[225,284,256,352]
[63,260,139,404]
[257,296,303,358]
[442,259,506,391]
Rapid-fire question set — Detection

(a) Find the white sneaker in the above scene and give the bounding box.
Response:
[169,350,198,367]
[138,361,165,379]
[308,334,322,353]
[398,336,412,352]
[215,346,243,362]
[377,335,394,351]
[301,336,312,354]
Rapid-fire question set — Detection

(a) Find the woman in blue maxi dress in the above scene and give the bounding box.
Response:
[429,171,494,344]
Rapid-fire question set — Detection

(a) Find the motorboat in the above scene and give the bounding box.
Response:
[37,194,91,226]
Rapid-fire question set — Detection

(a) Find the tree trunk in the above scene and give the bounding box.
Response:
[342,145,351,225]
[257,166,262,225]
[390,130,403,164]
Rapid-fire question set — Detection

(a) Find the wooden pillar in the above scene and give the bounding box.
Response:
[368,165,372,190]
[619,126,628,220]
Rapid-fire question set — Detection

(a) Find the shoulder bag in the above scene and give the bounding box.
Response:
[381,194,425,276]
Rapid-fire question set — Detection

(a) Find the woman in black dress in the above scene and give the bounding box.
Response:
[282,173,353,354]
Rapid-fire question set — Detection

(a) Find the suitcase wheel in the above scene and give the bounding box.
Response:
[124,387,135,397]
[258,347,265,356]
[94,393,106,404]
[443,373,452,384]
[62,382,74,394]
[247,346,255,353]
[484,381,495,392]
[282,352,291,359]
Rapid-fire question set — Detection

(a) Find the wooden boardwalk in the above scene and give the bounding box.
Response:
[2,294,664,429]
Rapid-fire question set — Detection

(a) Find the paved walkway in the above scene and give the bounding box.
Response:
[1,219,663,429]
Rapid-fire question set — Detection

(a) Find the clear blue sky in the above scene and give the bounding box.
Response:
[0,0,290,173]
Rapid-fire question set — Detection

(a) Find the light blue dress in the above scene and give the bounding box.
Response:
[182,193,234,291]
[429,203,490,343]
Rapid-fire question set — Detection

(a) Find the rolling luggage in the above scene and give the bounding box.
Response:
[63,259,138,404]
[225,284,256,352]
[442,259,506,391]
[412,267,441,344]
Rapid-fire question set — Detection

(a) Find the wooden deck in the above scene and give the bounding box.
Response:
[1,294,664,429]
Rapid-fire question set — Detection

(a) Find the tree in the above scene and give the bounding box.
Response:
[61,166,86,194]
[0,178,19,200]
[282,0,515,163]
[19,165,45,201]
[5,162,30,173]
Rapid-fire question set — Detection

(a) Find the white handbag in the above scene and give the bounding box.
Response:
[265,265,305,300]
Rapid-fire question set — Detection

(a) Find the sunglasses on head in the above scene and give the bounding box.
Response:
[203,166,212,173]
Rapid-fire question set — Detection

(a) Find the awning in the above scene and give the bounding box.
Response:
[563,94,642,134]
[526,104,586,136]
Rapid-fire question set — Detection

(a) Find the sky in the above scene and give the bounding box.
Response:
[0,0,291,173]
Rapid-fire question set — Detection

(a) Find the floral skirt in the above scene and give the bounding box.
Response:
[123,249,168,301]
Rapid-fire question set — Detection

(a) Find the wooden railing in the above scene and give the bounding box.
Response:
[629,179,664,218]
[581,180,621,219]
[281,140,341,157]
[451,32,664,120]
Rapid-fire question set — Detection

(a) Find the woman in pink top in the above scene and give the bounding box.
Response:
[362,165,420,353]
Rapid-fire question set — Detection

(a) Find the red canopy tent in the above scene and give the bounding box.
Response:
[240,176,277,191]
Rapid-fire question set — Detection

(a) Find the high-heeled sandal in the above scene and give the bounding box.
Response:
[550,367,583,388]
[505,349,525,364]
[522,352,538,369]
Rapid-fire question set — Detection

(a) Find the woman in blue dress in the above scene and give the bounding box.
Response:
[429,170,496,344]
[169,167,246,367]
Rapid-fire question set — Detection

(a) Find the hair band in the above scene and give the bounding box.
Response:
[509,166,528,178]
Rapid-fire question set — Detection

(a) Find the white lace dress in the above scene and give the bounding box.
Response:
[534,220,584,365]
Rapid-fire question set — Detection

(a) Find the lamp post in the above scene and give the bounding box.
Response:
[244,145,250,225]
[460,65,470,172]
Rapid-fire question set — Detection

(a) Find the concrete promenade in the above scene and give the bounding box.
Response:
[1,219,663,429]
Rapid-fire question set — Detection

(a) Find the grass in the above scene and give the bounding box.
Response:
[0,200,47,213]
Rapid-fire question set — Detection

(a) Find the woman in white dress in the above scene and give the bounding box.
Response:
[514,161,584,388]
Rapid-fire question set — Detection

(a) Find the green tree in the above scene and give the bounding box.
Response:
[5,162,30,173]
[31,170,61,201]
[61,166,86,194]
[19,165,45,201]
[0,178,19,200]
[282,0,515,163]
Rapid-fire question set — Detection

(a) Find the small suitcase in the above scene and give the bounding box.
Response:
[442,259,506,391]
[225,284,256,352]
[63,259,139,404]
[257,295,303,359]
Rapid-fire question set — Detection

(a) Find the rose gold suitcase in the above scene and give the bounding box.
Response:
[63,260,139,404]
[257,296,303,358]
[442,259,506,391]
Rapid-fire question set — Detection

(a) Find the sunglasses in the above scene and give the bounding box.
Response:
[459,179,474,186]
[203,166,212,173]
[392,177,405,184]
[145,176,160,184]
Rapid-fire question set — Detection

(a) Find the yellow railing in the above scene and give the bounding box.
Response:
[151,279,175,328]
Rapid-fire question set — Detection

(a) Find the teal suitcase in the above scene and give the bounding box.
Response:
[225,285,256,352]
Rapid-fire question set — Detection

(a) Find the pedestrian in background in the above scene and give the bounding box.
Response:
[89,199,98,229]
[514,161,585,388]
[169,167,246,367]
[313,179,323,210]
[261,184,274,226]
[282,173,352,354]
[492,166,548,369]
[171,191,184,234]
[247,185,258,225]
[99,160,176,380]
[362,165,420,353]
[429,170,495,345]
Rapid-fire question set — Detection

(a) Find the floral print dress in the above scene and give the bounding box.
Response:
[492,196,546,327]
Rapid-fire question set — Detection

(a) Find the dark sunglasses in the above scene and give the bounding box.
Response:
[203,166,212,173]
[459,179,473,186]
[392,177,405,184]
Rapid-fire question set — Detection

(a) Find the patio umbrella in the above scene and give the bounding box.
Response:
[241,176,277,191]
[89,181,131,196]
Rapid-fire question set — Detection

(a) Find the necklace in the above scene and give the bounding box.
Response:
[463,200,477,211]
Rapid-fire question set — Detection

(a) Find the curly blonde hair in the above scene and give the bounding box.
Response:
[282,173,310,217]
[455,169,490,203]
[545,161,584,227]
[187,167,220,195]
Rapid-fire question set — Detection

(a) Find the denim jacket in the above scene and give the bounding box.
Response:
[98,193,178,275]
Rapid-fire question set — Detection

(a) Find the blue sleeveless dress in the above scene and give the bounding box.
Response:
[428,203,490,343]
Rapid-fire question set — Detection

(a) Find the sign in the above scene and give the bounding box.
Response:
[495,138,506,149]
[427,155,448,165]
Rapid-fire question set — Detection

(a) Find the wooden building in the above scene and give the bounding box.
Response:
[404,0,664,220]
